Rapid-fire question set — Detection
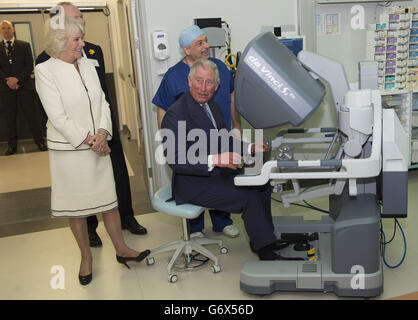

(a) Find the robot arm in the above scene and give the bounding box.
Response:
[233,32,406,215]
[297,50,350,121]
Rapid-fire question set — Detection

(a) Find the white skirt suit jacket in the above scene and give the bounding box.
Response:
[35,57,118,217]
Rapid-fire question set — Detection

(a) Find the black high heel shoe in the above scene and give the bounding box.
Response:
[79,273,92,286]
[116,249,151,269]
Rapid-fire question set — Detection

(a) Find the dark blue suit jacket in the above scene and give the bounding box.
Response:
[161,91,248,205]
[162,91,277,252]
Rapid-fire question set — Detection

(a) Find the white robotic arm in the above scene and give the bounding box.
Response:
[234,32,407,213]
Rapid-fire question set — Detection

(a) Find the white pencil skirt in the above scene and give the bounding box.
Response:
[48,149,118,218]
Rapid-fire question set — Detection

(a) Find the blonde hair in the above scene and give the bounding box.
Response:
[45,16,84,58]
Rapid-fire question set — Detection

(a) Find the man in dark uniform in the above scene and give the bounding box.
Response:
[36,2,148,246]
[0,20,46,155]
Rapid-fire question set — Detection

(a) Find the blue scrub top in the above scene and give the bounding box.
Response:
[152,57,234,130]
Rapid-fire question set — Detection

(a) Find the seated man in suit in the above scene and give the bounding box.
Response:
[161,58,283,260]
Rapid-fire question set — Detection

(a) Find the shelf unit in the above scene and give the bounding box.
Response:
[380,89,418,169]
[366,10,415,91]
[366,5,418,169]
[410,92,418,167]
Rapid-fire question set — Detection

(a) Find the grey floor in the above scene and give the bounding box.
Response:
[0,134,417,300]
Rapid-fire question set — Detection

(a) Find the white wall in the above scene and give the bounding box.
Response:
[138,0,299,191]
[144,0,297,93]
[316,2,376,83]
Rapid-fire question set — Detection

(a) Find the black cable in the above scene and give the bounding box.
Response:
[377,1,392,7]
[271,196,328,214]
[381,219,407,268]
[380,218,397,246]
[102,6,110,16]
[386,218,397,245]
[221,20,234,69]
[379,221,384,256]
[190,253,209,268]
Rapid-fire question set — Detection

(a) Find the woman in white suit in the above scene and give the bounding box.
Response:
[35,17,149,285]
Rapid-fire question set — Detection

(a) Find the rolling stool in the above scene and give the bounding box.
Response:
[148,185,228,283]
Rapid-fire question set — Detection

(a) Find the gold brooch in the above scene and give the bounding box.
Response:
[89,49,95,55]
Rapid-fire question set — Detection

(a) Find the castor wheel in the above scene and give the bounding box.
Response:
[146,257,155,265]
[168,274,178,283]
[220,246,228,254]
[211,265,221,273]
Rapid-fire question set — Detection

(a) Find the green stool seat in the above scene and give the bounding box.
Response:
[151,185,205,218]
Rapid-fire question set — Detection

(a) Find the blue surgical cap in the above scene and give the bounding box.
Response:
[179,25,204,50]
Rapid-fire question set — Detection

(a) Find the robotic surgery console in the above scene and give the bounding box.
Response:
[234,32,409,297]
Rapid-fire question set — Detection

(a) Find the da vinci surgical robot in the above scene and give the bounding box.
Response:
[234,32,408,297]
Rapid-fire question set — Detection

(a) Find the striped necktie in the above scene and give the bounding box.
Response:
[202,103,217,129]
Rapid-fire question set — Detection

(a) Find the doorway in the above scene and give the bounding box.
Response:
[115,0,142,146]
[0,5,152,237]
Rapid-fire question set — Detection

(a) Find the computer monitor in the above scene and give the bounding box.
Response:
[234,32,324,129]
[279,36,305,57]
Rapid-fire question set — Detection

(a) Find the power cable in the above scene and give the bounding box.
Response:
[381,218,407,269]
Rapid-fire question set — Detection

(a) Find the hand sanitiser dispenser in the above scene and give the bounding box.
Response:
[152,30,170,75]
[152,30,170,61]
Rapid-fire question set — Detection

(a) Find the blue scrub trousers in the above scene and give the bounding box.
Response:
[189,209,233,233]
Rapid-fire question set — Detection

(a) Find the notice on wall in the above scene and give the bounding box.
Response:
[316,13,341,36]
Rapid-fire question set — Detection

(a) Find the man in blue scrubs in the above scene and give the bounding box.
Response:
[153,25,241,238]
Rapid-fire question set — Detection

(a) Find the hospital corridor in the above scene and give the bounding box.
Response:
[1,0,418,302]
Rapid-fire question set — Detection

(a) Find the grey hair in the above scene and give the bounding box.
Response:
[49,2,74,18]
[188,58,220,84]
[45,16,84,58]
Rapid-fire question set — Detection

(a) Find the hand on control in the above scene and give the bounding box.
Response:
[251,142,270,154]
[212,152,242,170]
